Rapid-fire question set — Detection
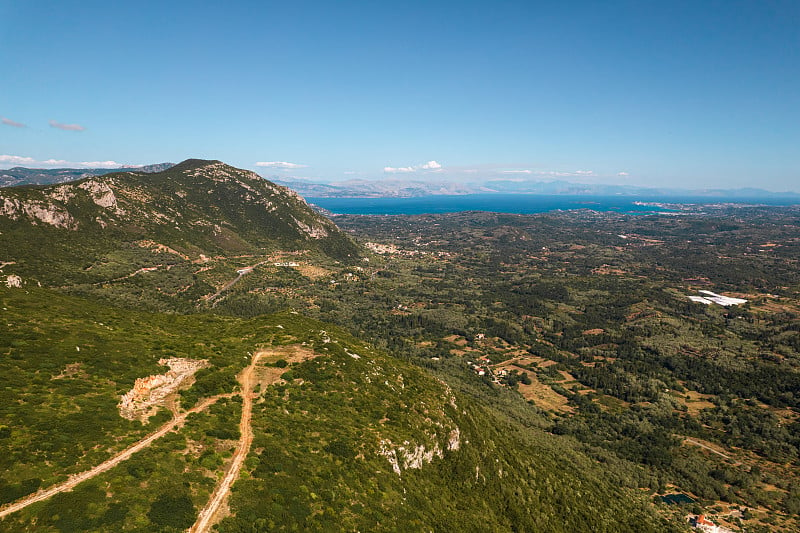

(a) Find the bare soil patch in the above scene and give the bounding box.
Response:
[556,370,576,383]
[443,334,468,346]
[682,390,716,417]
[516,372,572,413]
[254,345,321,390]
[494,359,571,413]
[52,362,88,380]
[295,264,331,280]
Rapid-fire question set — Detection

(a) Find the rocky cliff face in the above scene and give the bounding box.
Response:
[0,196,77,229]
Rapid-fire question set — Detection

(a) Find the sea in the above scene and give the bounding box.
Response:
[306,194,798,216]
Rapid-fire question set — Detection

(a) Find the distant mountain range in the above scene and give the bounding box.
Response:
[0,163,175,187]
[270,177,479,198]
[4,164,797,199]
[271,176,800,199]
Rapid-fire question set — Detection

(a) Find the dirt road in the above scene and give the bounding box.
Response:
[206,270,248,304]
[684,437,740,465]
[0,396,222,520]
[206,261,270,305]
[189,351,263,533]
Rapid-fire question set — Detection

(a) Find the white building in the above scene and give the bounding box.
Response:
[688,291,747,307]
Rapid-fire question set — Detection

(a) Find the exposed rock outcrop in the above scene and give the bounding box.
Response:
[377,426,461,476]
[119,358,208,421]
[0,197,76,229]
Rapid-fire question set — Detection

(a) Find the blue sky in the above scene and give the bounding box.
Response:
[1,1,798,190]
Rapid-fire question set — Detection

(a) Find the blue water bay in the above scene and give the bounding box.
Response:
[306,194,796,216]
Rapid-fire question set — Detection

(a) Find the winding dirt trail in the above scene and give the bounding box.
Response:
[189,351,263,533]
[0,395,223,520]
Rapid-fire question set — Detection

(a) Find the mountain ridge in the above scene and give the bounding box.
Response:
[0,159,361,304]
[0,159,359,261]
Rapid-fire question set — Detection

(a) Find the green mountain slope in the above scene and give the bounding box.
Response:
[0,159,361,314]
[0,287,677,532]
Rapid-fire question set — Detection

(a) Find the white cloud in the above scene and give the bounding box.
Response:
[525,170,597,178]
[492,177,527,182]
[2,117,26,128]
[0,155,36,165]
[0,154,130,169]
[255,161,307,169]
[49,120,85,132]
[530,171,574,177]
[80,160,124,168]
[502,170,532,174]
[383,165,416,173]
[420,160,442,170]
[618,171,629,176]
[384,160,443,173]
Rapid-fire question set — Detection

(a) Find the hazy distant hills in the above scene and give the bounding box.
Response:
[0,163,175,187]
[272,177,479,198]
[272,175,800,199]
[6,164,796,199]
